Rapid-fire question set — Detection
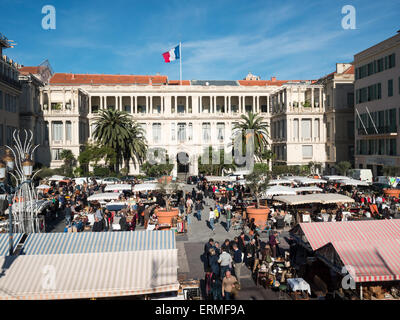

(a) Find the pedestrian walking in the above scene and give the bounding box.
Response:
[232,243,244,284]
[209,207,215,232]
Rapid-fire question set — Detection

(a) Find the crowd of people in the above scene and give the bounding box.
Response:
[202,228,283,300]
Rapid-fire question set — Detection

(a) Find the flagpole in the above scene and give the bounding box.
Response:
[179,41,182,85]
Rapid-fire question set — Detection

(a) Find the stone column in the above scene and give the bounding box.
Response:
[228,96,231,114]
[311,88,314,109]
[130,96,134,113]
[150,96,153,114]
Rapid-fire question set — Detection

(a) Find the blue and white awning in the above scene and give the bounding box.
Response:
[21,230,176,255]
[0,233,24,256]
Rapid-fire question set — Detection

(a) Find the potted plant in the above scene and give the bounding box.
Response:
[155,180,179,226]
[245,164,271,228]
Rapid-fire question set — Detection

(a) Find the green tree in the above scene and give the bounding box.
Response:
[141,149,173,177]
[245,164,270,208]
[78,143,117,176]
[60,149,77,177]
[92,109,134,173]
[232,112,271,162]
[335,161,352,176]
[122,121,147,173]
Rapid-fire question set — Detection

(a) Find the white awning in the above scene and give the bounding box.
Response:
[48,175,67,181]
[323,175,351,181]
[104,184,132,192]
[133,183,159,192]
[268,179,296,186]
[293,186,323,193]
[336,179,370,186]
[0,249,179,300]
[262,185,296,198]
[274,193,355,205]
[294,177,327,185]
[87,192,122,201]
[12,200,52,214]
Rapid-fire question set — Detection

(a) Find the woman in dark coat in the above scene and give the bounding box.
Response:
[208,248,220,277]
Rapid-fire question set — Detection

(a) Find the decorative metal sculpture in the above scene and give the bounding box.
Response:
[5,129,41,233]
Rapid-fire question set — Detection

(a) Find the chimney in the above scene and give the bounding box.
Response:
[270,76,277,82]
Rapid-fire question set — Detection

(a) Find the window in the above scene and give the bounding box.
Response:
[347,92,354,108]
[51,149,63,161]
[388,79,393,97]
[217,123,225,142]
[152,123,161,143]
[314,119,320,139]
[301,119,311,140]
[188,123,193,141]
[177,123,186,142]
[52,121,63,141]
[66,121,72,141]
[0,90,2,109]
[171,123,176,141]
[389,139,397,156]
[389,53,396,68]
[202,123,211,142]
[302,145,313,159]
[124,105,131,113]
[177,105,185,114]
[261,105,268,113]
[91,105,99,113]
[293,119,299,140]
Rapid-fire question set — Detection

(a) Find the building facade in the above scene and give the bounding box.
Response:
[0,35,21,147]
[316,63,355,173]
[270,84,327,170]
[354,32,400,176]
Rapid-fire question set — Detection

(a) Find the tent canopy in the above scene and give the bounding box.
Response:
[294,177,327,185]
[133,183,158,192]
[104,184,132,192]
[336,179,370,186]
[48,175,67,181]
[317,239,400,283]
[268,179,296,186]
[262,185,296,198]
[0,230,179,299]
[323,175,350,181]
[293,186,323,193]
[274,193,354,205]
[87,192,122,201]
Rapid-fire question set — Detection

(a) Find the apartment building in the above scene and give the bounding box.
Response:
[316,63,355,173]
[354,32,400,176]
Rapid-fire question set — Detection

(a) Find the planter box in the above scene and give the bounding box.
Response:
[246,206,270,229]
[155,208,179,225]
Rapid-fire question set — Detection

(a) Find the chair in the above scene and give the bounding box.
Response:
[284,214,293,227]
[322,214,329,222]
[278,284,288,300]
[302,214,311,223]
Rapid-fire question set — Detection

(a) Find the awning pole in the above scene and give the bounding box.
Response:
[360,284,363,300]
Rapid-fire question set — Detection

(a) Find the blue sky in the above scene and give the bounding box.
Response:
[1,0,399,80]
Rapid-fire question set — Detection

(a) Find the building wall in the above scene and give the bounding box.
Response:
[0,55,21,148]
[354,33,400,176]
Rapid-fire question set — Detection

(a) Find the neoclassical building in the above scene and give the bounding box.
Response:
[37,71,334,176]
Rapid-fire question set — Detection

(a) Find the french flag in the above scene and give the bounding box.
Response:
[162,44,180,63]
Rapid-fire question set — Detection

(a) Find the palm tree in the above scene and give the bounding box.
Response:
[92,109,134,173]
[123,121,147,173]
[232,112,270,162]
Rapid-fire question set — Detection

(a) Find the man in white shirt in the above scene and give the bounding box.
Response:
[218,247,233,277]
[209,207,215,231]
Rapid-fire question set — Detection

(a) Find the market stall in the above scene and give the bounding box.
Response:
[87,192,123,202]
[104,184,132,192]
[262,185,296,199]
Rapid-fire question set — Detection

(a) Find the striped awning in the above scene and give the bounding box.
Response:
[0,234,24,256]
[21,230,175,255]
[317,239,400,283]
[294,220,400,251]
[0,249,179,300]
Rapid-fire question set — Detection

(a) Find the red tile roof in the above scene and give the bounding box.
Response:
[238,80,312,86]
[18,66,40,75]
[168,80,191,85]
[49,73,168,85]
[343,65,354,74]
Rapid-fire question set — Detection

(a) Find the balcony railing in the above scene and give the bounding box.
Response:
[357,126,397,135]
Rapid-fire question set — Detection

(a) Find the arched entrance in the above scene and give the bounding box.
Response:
[177,152,190,174]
